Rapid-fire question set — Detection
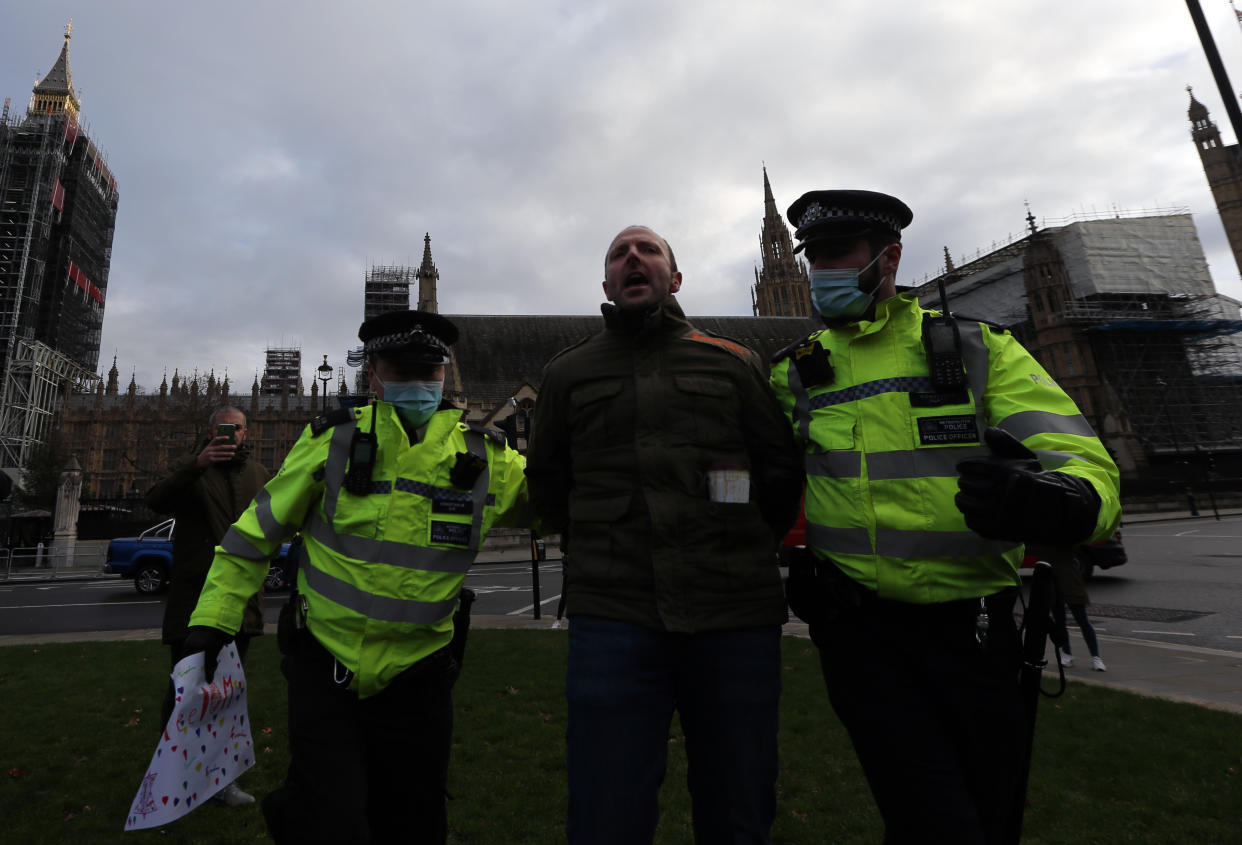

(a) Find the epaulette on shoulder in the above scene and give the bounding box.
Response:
[461,421,506,446]
[948,312,1008,334]
[770,331,822,364]
[685,328,755,362]
[309,406,356,437]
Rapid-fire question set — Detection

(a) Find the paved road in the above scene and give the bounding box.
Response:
[0,555,570,637]
[3,514,1241,714]
[1076,513,1242,653]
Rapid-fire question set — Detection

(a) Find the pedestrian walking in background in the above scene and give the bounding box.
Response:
[1048,548,1107,671]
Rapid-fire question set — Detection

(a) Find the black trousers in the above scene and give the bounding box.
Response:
[161,633,251,729]
[262,631,457,845]
[809,587,1024,845]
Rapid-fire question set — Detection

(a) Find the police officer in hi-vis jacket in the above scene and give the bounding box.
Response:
[769,189,1120,844]
[184,309,530,844]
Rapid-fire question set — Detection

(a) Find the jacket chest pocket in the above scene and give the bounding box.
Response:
[809,404,856,451]
[570,378,627,442]
[671,375,738,443]
[332,491,388,540]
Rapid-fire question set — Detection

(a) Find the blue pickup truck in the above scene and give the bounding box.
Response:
[104,518,292,595]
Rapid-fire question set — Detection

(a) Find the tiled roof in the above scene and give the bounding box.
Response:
[443,312,821,405]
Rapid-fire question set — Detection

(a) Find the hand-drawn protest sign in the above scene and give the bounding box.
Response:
[125,643,255,830]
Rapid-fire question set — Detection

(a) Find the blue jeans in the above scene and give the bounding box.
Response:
[1053,601,1101,657]
[566,616,781,845]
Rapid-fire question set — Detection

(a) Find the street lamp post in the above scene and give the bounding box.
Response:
[317,355,334,412]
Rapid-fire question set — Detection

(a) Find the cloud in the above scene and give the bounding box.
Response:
[2,0,1241,394]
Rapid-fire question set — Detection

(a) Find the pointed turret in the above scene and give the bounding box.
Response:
[105,355,119,395]
[1188,86,1223,151]
[30,20,81,119]
[1188,84,1242,278]
[751,165,811,317]
[417,233,440,313]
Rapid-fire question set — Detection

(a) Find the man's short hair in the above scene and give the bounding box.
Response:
[606,226,678,272]
[209,406,246,427]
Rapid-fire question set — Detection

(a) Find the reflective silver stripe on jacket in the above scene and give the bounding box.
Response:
[304,513,475,574]
[998,408,1097,441]
[805,450,862,479]
[784,357,813,442]
[865,446,986,480]
[807,520,1020,559]
[875,527,1020,559]
[806,521,872,556]
[252,488,293,544]
[1032,449,1080,471]
[301,557,458,625]
[462,430,490,552]
[957,320,990,437]
[321,422,356,524]
[219,525,270,561]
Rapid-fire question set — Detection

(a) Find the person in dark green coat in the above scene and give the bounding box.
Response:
[526,225,803,845]
[144,405,269,805]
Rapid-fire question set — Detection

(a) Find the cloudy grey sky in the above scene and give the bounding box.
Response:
[5,1,1242,393]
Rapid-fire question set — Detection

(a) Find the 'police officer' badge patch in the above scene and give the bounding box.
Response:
[917,414,979,445]
[431,521,471,546]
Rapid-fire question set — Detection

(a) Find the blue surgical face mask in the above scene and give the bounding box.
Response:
[378,379,443,427]
[808,248,888,321]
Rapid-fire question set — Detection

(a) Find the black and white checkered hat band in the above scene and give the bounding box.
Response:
[796,201,903,232]
[346,326,450,366]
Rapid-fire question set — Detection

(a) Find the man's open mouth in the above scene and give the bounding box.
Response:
[624,272,648,288]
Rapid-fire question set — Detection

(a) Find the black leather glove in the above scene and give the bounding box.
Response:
[955,427,1101,546]
[182,625,234,684]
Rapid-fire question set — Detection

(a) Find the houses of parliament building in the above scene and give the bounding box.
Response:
[55,169,819,516]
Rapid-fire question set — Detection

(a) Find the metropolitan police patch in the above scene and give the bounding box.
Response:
[431,521,471,546]
[917,415,979,445]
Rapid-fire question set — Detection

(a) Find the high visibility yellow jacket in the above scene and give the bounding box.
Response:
[769,292,1121,604]
[190,402,530,697]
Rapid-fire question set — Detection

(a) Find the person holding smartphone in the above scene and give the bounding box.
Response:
[144,405,269,806]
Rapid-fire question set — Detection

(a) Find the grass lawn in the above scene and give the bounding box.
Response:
[1,631,1239,843]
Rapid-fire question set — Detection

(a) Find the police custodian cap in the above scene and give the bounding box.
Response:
[350,309,458,366]
[786,189,913,253]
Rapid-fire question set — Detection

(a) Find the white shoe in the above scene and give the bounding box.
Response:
[213,782,255,806]
[1059,650,1074,668]
[1092,656,1107,672]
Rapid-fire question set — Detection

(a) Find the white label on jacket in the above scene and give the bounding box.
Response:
[708,468,750,504]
